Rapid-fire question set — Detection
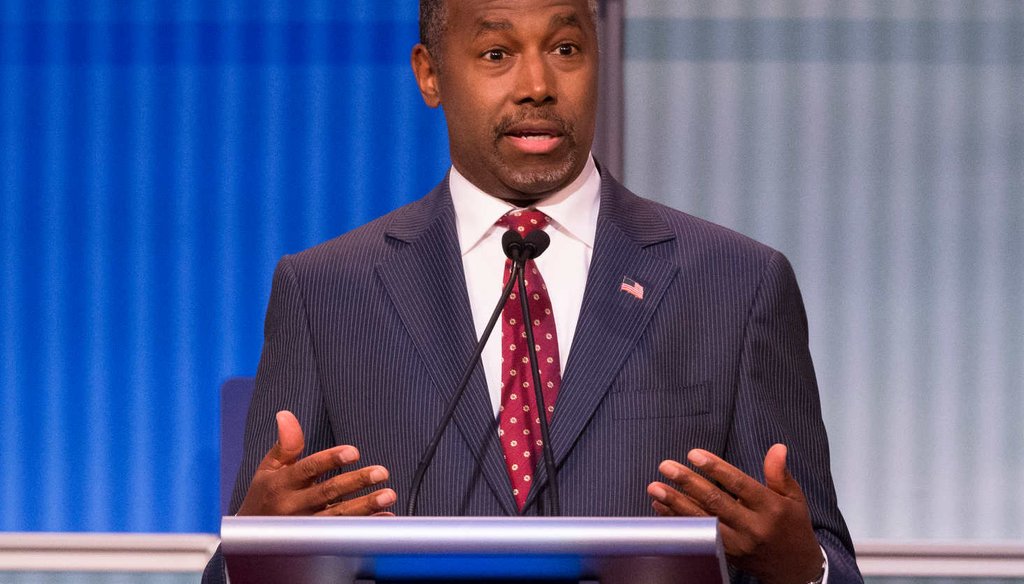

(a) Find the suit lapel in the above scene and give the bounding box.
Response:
[524,176,679,510]
[375,183,518,516]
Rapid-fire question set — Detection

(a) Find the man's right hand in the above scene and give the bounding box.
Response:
[237,410,397,516]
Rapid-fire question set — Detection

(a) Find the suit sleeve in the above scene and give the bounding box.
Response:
[726,251,862,583]
[227,255,337,513]
[202,256,337,584]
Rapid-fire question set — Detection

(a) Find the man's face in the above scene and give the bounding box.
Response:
[412,0,599,205]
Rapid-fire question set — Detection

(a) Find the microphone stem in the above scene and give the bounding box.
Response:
[516,259,561,516]
[405,262,523,517]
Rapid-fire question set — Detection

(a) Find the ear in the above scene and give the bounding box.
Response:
[411,44,442,108]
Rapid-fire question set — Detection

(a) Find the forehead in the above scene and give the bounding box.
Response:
[445,0,594,33]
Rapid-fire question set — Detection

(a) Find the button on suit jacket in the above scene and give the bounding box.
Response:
[204,171,862,583]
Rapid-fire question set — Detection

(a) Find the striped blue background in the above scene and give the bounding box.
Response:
[624,1,1023,541]
[0,0,449,533]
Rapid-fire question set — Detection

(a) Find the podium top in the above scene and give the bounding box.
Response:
[221,516,727,583]
[223,516,721,556]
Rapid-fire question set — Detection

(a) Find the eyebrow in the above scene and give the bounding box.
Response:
[475,19,513,37]
[550,13,583,30]
[474,12,586,38]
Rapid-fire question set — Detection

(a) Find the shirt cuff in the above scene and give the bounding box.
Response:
[818,545,830,584]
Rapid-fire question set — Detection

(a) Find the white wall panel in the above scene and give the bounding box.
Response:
[624,0,1023,541]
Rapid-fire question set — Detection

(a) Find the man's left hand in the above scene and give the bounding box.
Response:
[647,444,824,584]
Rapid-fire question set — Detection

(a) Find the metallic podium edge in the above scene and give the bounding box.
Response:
[222,516,728,583]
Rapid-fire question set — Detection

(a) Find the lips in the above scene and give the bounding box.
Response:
[502,122,565,155]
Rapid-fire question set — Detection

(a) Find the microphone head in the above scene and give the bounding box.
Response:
[502,230,525,261]
[522,230,550,260]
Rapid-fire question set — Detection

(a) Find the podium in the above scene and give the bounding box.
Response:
[221,516,727,583]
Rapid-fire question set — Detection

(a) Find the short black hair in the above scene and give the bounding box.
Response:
[419,0,447,54]
[419,0,598,57]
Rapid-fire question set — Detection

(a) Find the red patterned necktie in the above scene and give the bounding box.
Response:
[497,209,561,510]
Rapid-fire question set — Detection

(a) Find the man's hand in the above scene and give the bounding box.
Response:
[237,411,397,516]
[646,444,824,584]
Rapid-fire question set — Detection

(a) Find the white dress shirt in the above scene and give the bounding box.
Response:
[449,156,601,415]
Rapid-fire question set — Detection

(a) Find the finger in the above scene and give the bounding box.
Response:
[314,488,397,516]
[652,501,747,566]
[647,480,708,517]
[649,471,745,559]
[652,488,746,561]
[659,459,749,522]
[301,464,389,510]
[763,443,805,501]
[259,411,305,471]
[285,445,361,488]
[651,500,677,516]
[687,449,769,508]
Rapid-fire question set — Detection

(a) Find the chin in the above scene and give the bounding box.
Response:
[500,153,580,199]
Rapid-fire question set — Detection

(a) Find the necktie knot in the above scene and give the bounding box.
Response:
[498,209,549,236]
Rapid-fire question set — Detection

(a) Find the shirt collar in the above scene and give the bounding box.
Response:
[449,155,601,256]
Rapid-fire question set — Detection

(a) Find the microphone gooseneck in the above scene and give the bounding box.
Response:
[405,231,526,517]
[511,229,560,516]
[405,227,559,517]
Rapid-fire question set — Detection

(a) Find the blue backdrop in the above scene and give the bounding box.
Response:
[0,0,450,533]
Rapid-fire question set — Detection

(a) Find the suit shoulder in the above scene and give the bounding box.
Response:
[621,187,783,265]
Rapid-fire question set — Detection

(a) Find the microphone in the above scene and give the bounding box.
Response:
[502,229,550,263]
[502,229,526,262]
[522,229,551,260]
[404,230,529,517]
[510,230,560,516]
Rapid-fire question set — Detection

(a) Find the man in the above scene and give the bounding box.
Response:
[204,0,861,582]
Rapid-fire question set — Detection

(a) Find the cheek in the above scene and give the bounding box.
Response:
[447,109,491,144]
[444,84,496,121]
[550,71,596,119]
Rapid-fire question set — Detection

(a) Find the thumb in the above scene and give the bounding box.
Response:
[764,443,803,500]
[261,410,305,471]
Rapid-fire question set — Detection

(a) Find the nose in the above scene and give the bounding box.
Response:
[514,51,555,106]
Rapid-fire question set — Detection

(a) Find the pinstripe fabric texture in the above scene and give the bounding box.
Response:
[211,170,860,583]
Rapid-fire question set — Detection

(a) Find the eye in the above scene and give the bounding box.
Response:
[555,43,578,57]
[484,49,508,62]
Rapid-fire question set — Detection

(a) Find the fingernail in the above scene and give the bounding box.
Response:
[369,467,387,482]
[688,450,708,466]
[376,491,396,506]
[649,485,666,500]
[338,446,358,464]
[658,460,682,480]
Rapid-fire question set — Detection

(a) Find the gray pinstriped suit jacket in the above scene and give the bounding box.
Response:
[206,171,861,583]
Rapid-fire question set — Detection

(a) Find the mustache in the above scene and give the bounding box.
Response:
[493,111,573,139]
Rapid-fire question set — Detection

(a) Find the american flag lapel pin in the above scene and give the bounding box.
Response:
[620,276,644,300]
